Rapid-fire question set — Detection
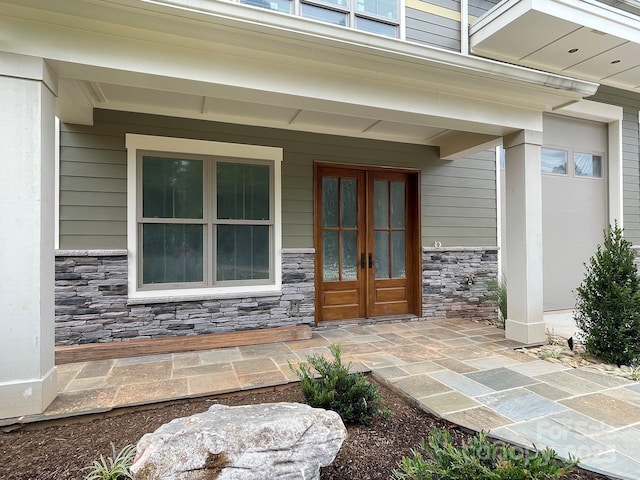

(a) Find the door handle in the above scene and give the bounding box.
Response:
[368,253,373,269]
[360,253,366,269]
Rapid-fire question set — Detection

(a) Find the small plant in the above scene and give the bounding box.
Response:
[540,349,563,360]
[290,343,384,425]
[486,275,507,328]
[574,222,640,367]
[630,365,640,382]
[84,443,136,480]
[392,428,576,480]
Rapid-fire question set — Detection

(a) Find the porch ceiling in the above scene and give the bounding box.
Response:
[470,0,640,92]
[56,77,449,146]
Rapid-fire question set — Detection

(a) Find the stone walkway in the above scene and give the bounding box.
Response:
[8,318,640,480]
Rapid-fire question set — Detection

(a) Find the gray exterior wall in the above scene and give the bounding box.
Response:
[406,0,461,51]
[588,86,640,244]
[60,109,497,249]
[468,0,500,18]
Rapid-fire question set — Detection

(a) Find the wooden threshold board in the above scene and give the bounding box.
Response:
[55,325,312,364]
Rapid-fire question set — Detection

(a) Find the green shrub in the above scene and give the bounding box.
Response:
[84,443,136,480]
[487,275,507,327]
[574,222,640,367]
[290,343,384,425]
[392,428,576,480]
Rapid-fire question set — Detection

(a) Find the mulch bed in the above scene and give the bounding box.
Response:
[0,379,611,479]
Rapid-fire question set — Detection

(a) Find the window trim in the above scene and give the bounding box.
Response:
[126,134,283,301]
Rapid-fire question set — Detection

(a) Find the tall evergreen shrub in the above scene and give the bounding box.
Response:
[574,222,640,366]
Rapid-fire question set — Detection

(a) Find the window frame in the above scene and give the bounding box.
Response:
[240,0,401,37]
[126,134,283,301]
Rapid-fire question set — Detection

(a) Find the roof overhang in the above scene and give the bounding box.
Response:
[1,0,598,156]
[470,0,640,92]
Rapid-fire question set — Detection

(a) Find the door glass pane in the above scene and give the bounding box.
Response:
[391,231,406,278]
[217,163,270,220]
[143,156,203,219]
[341,178,357,228]
[374,231,389,279]
[142,224,203,284]
[390,181,405,228]
[322,177,339,227]
[341,230,358,280]
[574,153,603,178]
[323,230,339,281]
[374,180,389,228]
[541,148,567,175]
[301,4,347,26]
[216,225,270,281]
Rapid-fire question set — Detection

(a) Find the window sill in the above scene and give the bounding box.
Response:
[127,286,283,305]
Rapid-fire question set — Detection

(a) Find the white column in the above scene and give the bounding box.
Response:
[0,53,58,419]
[503,129,546,345]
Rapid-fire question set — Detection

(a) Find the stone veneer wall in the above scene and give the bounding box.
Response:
[55,249,315,346]
[422,247,499,322]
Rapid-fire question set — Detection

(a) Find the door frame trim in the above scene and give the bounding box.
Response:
[313,161,422,325]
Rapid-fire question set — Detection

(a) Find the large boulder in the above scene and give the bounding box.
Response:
[131,402,347,480]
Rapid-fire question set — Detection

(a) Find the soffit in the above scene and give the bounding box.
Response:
[470,0,640,92]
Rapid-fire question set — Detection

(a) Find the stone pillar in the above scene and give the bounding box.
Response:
[0,53,58,419]
[503,130,546,345]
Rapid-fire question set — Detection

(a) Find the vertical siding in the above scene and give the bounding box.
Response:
[588,86,640,244]
[405,0,461,51]
[59,109,497,250]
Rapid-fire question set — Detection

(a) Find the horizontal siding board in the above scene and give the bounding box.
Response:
[59,235,127,250]
[60,132,124,150]
[60,191,126,207]
[468,0,499,17]
[60,221,127,236]
[423,185,496,199]
[61,146,126,164]
[61,161,127,179]
[60,206,127,221]
[60,176,127,193]
[423,216,496,227]
[423,196,496,209]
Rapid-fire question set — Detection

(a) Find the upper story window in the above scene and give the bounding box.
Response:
[240,0,400,37]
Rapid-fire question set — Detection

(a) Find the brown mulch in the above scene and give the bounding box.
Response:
[0,379,611,480]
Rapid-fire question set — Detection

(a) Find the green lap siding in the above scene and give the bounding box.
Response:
[59,109,497,250]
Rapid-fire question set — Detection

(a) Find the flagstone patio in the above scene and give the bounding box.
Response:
[5,317,640,480]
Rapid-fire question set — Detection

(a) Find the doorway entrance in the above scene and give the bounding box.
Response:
[314,164,421,322]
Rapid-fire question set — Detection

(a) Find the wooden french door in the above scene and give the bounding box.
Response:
[314,164,420,322]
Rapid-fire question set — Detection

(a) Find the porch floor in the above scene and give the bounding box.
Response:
[9,317,640,480]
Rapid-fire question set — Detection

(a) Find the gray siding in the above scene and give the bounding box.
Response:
[59,109,497,250]
[588,86,640,244]
[422,150,497,246]
[468,0,499,18]
[406,0,461,51]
